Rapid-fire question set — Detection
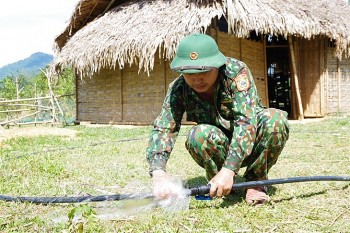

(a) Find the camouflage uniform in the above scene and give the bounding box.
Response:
[146,58,289,181]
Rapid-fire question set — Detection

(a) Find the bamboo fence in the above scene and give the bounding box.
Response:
[0,94,73,128]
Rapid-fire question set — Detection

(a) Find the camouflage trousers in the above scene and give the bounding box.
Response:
[185,108,289,181]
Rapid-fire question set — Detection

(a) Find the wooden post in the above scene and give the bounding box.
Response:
[239,38,242,61]
[263,35,269,108]
[15,76,19,99]
[337,58,341,113]
[120,69,123,122]
[163,58,167,98]
[41,68,66,125]
[288,36,304,120]
[35,83,38,125]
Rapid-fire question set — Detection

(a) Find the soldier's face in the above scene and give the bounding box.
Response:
[183,68,218,94]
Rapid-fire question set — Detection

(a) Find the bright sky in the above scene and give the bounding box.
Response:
[0,0,79,68]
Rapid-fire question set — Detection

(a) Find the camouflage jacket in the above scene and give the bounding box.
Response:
[146,57,265,175]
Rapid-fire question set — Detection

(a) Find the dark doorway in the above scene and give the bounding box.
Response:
[266,35,292,116]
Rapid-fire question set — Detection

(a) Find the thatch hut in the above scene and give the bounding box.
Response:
[52,0,350,124]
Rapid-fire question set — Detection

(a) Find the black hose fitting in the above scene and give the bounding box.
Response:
[189,184,211,196]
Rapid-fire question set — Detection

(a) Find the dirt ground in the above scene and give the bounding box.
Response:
[0,126,77,144]
[0,123,141,144]
[0,118,326,144]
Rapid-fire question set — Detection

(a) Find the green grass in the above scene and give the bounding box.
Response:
[0,117,349,232]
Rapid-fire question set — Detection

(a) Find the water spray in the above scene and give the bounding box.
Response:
[0,175,349,204]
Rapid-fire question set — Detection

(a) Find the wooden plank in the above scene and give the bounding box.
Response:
[289,36,304,120]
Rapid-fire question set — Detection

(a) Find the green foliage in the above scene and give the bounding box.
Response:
[67,204,98,233]
[53,68,75,95]
[0,67,74,99]
[0,76,15,99]
[0,53,72,100]
[0,67,75,123]
[30,72,48,97]
[0,74,29,99]
[68,204,96,221]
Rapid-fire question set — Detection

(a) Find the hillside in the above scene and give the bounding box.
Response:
[0,52,53,80]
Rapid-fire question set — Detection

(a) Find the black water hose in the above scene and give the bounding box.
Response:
[0,193,155,204]
[0,176,349,204]
[189,175,350,196]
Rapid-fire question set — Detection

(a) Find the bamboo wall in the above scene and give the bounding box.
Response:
[297,37,350,117]
[76,56,178,124]
[298,37,324,117]
[76,31,268,124]
[75,33,350,124]
[121,59,166,123]
[76,68,122,123]
[325,48,350,115]
[214,31,268,106]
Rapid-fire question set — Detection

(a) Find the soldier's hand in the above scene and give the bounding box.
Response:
[209,167,235,197]
[152,170,182,199]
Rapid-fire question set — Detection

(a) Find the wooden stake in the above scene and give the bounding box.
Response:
[288,36,304,120]
[337,59,341,113]
[41,68,66,125]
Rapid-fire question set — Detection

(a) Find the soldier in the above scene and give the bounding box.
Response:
[146,33,289,205]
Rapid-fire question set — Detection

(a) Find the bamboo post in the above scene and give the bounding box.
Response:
[120,69,123,122]
[288,36,304,120]
[263,36,269,108]
[337,58,341,113]
[41,68,67,125]
[15,76,20,121]
[41,68,56,125]
[35,83,38,125]
[48,81,56,124]
[14,76,24,99]
[15,76,19,100]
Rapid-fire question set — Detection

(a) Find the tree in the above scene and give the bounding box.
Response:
[0,67,76,124]
[0,74,28,99]
[52,67,75,95]
[30,66,75,97]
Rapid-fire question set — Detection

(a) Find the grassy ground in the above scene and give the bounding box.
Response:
[0,117,349,232]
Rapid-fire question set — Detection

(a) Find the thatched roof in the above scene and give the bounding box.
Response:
[53,0,350,77]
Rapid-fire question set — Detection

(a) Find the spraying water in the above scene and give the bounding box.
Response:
[96,178,190,220]
[56,179,190,222]
[154,178,190,213]
[49,179,190,223]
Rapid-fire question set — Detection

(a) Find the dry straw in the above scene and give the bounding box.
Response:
[52,0,350,77]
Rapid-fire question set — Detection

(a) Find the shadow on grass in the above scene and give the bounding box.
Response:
[186,175,278,208]
[272,183,349,203]
[186,176,207,188]
[272,190,326,203]
[184,176,349,207]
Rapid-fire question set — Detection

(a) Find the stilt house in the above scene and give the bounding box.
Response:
[53,0,350,124]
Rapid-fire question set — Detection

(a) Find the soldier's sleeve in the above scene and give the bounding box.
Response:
[146,79,185,176]
[223,63,261,173]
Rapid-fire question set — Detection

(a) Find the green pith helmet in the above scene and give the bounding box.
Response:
[170,33,227,74]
